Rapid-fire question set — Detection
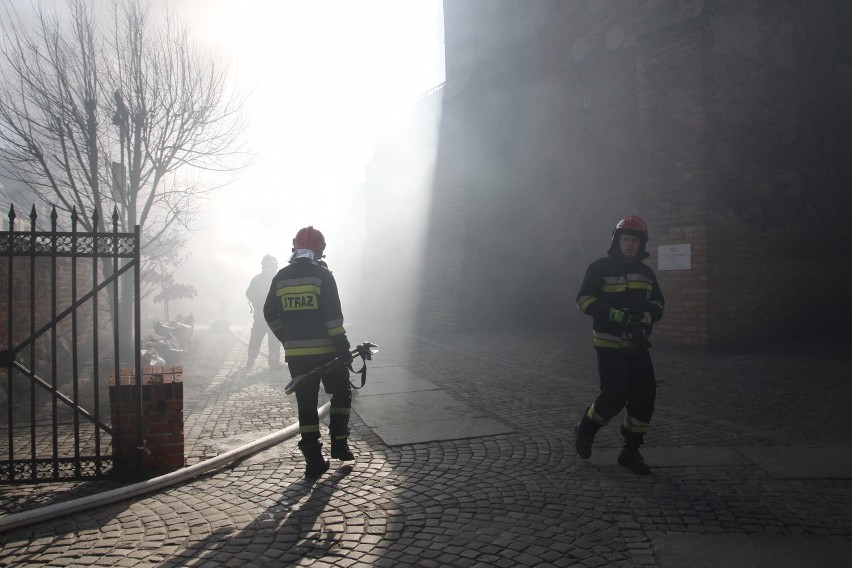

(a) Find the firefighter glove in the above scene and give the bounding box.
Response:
[609,307,646,326]
[336,346,353,365]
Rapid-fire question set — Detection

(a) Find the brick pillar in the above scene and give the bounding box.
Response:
[109,366,185,479]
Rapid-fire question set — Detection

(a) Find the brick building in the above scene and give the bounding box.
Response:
[365,0,852,349]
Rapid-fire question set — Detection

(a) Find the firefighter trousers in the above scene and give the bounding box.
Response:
[248,315,281,367]
[592,346,656,425]
[288,360,352,446]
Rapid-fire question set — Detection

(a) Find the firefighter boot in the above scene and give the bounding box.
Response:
[298,441,329,479]
[330,438,354,461]
[329,427,354,461]
[329,405,354,461]
[618,425,651,475]
[574,409,602,459]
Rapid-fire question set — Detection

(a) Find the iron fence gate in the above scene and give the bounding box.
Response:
[0,204,141,483]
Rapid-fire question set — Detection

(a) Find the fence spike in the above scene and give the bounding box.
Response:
[71,206,78,228]
[30,204,37,230]
[51,205,58,227]
[7,203,15,226]
[112,206,119,228]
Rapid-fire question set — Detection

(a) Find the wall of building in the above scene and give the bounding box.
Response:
[434,0,717,342]
[702,2,852,345]
[365,0,852,348]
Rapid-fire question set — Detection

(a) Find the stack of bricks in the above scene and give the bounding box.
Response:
[109,365,184,479]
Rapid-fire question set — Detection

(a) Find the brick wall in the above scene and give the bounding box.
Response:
[632,10,710,347]
[366,0,852,348]
[434,0,717,340]
[702,2,852,346]
[110,366,185,478]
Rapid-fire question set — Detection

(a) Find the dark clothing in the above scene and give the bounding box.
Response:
[576,252,664,430]
[246,268,281,367]
[576,255,665,350]
[263,257,351,442]
[288,360,351,445]
[263,258,350,364]
[594,347,656,424]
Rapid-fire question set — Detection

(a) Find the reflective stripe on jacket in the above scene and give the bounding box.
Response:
[576,255,665,349]
[263,258,349,362]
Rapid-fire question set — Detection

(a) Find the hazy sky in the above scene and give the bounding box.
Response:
[167,0,446,325]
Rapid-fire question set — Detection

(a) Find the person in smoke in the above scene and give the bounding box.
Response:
[263,226,354,478]
[245,254,282,370]
[574,215,665,475]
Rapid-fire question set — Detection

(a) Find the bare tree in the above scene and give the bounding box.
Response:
[153,274,197,322]
[0,0,248,297]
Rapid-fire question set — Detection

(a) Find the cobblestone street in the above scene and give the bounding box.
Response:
[2,315,852,567]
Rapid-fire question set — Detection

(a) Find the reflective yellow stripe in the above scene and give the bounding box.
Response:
[330,407,351,416]
[578,296,597,312]
[593,337,624,348]
[276,284,321,296]
[623,418,649,433]
[287,339,333,348]
[592,331,638,349]
[628,274,651,283]
[601,281,650,293]
[285,345,336,357]
[300,424,320,434]
[328,325,346,337]
[587,405,609,426]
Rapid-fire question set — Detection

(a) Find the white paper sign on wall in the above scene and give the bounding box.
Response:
[657,244,691,271]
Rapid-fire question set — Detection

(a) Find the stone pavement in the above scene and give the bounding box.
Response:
[2,313,852,567]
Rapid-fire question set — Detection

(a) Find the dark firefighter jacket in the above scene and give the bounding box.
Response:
[576,255,665,349]
[263,257,350,363]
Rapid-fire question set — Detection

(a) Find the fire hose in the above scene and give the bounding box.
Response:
[0,342,379,534]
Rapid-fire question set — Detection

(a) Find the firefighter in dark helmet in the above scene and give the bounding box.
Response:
[574,215,665,475]
[245,254,282,370]
[263,226,354,478]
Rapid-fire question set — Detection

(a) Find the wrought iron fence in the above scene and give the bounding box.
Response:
[0,204,141,482]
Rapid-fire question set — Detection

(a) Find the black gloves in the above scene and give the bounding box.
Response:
[336,345,353,365]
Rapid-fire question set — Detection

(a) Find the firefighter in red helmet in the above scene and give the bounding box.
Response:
[574,215,665,475]
[263,226,354,478]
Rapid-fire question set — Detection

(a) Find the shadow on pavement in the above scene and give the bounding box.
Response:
[157,466,354,567]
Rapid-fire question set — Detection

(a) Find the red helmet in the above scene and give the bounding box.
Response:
[613,215,648,239]
[608,215,649,258]
[293,226,326,252]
